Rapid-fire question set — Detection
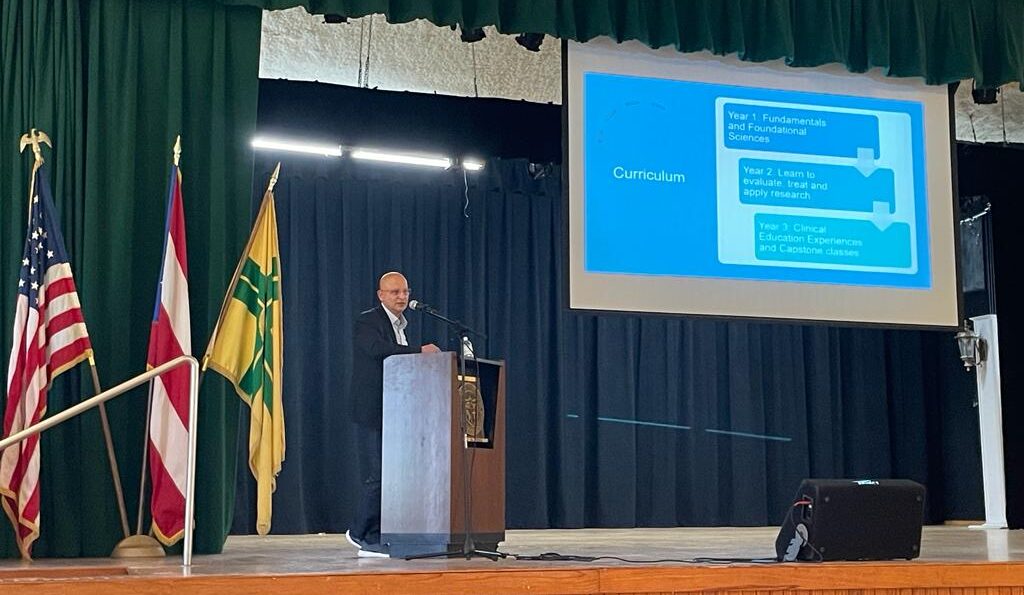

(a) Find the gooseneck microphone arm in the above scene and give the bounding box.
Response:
[408,300,487,339]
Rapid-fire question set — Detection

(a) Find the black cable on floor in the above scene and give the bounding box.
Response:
[509,552,780,564]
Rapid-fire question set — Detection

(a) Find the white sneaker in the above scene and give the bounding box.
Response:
[344,530,363,549]
[357,546,390,558]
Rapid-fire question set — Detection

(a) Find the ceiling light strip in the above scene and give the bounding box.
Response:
[252,137,342,157]
[351,149,451,169]
[252,136,484,171]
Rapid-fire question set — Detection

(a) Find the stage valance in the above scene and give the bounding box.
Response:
[223,0,1024,87]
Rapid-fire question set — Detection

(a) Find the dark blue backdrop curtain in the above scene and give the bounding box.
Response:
[231,155,977,534]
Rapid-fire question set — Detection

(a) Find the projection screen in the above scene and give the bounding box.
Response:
[566,39,960,328]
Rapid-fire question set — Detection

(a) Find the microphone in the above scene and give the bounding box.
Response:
[408,299,437,314]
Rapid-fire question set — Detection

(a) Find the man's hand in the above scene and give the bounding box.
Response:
[421,343,441,353]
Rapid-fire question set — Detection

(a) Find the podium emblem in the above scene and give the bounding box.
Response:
[459,376,488,444]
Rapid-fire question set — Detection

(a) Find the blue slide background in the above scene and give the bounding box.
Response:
[582,72,931,289]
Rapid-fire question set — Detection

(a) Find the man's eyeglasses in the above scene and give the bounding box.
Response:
[382,289,411,296]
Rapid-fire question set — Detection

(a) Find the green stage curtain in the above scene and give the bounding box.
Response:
[0,0,101,559]
[0,0,261,557]
[224,0,1024,87]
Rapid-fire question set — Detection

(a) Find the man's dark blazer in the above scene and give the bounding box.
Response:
[350,305,421,429]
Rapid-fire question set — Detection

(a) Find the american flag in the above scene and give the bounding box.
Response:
[146,161,190,545]
[1,164,93,558]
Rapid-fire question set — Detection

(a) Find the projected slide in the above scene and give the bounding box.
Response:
[583,73,929,289]
[568,39,958,327]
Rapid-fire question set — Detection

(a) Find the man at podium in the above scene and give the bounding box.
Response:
[346,271,439,558]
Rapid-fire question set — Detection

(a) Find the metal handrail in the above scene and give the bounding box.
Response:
[0,354,200,566]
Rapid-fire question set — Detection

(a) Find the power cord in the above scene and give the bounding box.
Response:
[509,552,779,564]
[503,497,820,566]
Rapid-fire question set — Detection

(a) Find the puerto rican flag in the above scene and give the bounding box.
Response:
[146,160,191,545]
[2,164,93,559]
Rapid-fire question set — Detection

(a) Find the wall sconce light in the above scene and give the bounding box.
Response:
[955,321,987,370]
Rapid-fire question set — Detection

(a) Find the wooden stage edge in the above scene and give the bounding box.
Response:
[0,527,1022,594]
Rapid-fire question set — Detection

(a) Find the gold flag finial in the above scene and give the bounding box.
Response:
[173,135,182,166]
[267,162,282,192]
[19,129,52,164]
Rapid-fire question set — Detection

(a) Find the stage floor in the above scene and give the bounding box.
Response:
[1,526,1022,594]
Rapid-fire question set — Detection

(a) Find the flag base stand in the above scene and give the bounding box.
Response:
[110,535,165,558]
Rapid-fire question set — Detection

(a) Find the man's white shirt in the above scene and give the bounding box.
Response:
[382,303,408,346]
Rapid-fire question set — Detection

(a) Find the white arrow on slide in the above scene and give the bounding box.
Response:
[855,147,878,177]
[871,201,894,231]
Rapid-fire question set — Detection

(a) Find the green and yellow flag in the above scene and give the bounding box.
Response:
[203,165,284,535]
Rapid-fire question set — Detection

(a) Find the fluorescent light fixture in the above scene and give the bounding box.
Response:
[252,137,342,157]
[351,149,451,169]
[252,135,481,171]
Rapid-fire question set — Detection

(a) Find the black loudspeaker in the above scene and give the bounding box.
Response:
[775,479,925,562]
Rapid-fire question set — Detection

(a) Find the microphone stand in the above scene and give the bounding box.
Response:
[405,307,502,561]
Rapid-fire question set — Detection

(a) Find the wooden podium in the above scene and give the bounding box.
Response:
[381,351,506,557]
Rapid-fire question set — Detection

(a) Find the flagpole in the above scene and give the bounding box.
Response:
[111,136,195,559]
[87,359,131,539]
[201,163,281,369]
[132,134,176,538]
[19,130,134,544]
[26,160,40,228]
[135,382,154,536]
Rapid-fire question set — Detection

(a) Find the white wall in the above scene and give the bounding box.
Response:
[259,9,560,104]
